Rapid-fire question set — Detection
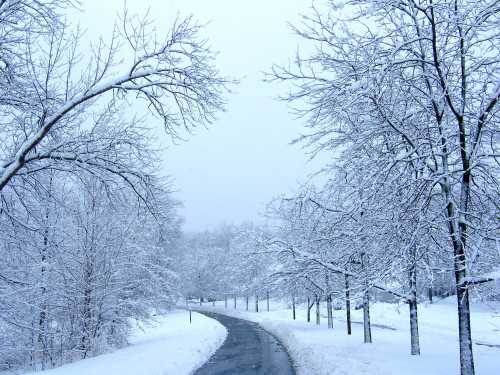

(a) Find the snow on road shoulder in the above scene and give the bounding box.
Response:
[23,310,227,375]
[199,298,499,375]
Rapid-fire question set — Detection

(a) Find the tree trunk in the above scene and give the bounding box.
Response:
[38,308,47,369]
[234,295,237,309]
[444,199,475,374]
[363,289,372,343]
[409,298,420,355]
[38,222,49,369]
[345,275,352,335]
[327,294,333,329]
[315,295,320,325]
[266,291,270,312]
[443,178,475,374]
[307,296,313,323]
[361,253,372,343]
[325,272,332,328]
[432,76,475,373]
[292,295,296,320]
[409,249,420,355]
[246,295,249,311]
[30,313,36,369]
[255,295,259,312]
[453,204,475,374]
[456,284,474,375]
[81,286,92,358]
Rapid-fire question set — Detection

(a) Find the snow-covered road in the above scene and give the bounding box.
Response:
[194,311,295,375]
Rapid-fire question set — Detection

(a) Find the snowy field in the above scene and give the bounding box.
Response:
[199,298,499,375]
[21,310,226,375]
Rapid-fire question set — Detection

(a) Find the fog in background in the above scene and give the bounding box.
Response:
[78,0,326,231]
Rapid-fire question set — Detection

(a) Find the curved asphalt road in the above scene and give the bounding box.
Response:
[194,311,295,375]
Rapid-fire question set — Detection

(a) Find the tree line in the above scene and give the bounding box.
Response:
[0,1,228,371]
[178,2,499,375]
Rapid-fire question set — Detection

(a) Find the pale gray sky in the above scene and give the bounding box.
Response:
[79,0,325,231]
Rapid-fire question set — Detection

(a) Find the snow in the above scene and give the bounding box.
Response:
[199,298,500,375]
[484,267,500,280]
[22,310,227,375]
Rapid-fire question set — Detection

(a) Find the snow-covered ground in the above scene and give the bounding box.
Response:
[22,310,226,375]
[199,298,499,375]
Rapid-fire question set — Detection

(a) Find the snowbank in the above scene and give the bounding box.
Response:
[23,310,226,375]
[199,298,499,375]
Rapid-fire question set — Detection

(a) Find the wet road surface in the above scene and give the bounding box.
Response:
[194,312,295,375]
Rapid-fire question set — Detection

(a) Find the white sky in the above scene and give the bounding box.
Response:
[78,0,325,231]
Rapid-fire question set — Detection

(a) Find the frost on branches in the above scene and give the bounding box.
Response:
[0,1,227,372]
[266,1,499,375]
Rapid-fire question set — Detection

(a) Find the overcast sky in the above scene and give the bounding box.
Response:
[79,0,325,231]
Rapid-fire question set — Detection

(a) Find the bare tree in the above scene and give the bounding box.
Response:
[268,1,499,373]
[0,5,230,193]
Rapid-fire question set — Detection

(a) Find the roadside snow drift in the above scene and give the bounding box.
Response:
[23,310,226,375]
